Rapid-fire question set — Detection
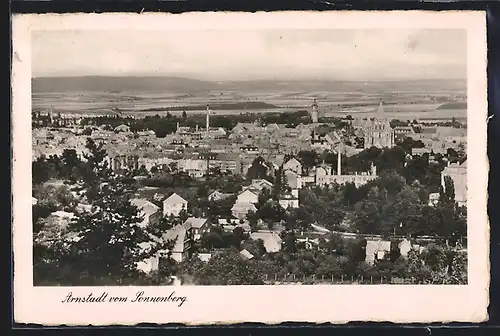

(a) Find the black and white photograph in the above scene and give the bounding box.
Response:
[12,11,488,324]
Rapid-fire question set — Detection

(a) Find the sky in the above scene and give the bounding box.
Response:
[32,29,466,81]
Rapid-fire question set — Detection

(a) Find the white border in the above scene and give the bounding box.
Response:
[12,11,489,325]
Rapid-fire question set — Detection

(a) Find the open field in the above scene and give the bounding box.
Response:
[32,76,467,120]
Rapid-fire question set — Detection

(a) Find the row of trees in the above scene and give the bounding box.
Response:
[171,235,467,285]
[292,170,466,241]
[75,109,316,138]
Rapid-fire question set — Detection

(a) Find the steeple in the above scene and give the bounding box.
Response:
[377,99,386,118]
[311,98,319,123]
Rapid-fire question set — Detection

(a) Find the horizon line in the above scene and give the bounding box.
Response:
[31,74,467,82]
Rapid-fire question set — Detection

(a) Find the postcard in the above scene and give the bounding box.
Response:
[12,11,488,325]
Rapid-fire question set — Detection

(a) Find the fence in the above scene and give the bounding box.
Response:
[262,274,441,285]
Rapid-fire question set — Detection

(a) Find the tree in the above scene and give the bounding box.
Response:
[232,226,246,249]
[272,167,287,199]
[320,233,345,255]
[284,206,312,231]
[398,137,425,153]
[298,150,320,174]
[192,249,264,285]
[246,210,259,232]
[344,237,367,275]
[196,184,209,198]
[200,231,224,250]
[48,138,171,284]
[421,243,448,273]
[439,176,456,206]
[449,252,467,284]
[246,156,272,181]
[352,187,383,234]
[281,231,298,254]
[60,149,83,181]
[257,199,285,226]
[241,238,267,258]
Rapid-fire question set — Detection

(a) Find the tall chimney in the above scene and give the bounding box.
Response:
[176,122,180,132]
[337,149,341,176]
[206,104,210,138]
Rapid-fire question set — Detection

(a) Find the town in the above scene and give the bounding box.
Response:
[32,98,468,286]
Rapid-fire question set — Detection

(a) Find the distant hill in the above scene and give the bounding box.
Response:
[135,101,278,112]
[32,76,215,94]
[32,76,467,94]
[437,102,467,110]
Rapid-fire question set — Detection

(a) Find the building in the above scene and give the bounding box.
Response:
[315,148,378,187]
[236,189,259,204]
[398,239,412,258]
[240,249,255,260]
[106,153,140,171]
[394,126,415,137]
[208,153,241,174]
[285,170,303,190]
[177,157,208,178]
[283,157,302,175]
[137,222,194,272]
[363,101,395,149]
[130,198,162,228]
[242,179,274,194]
[428,192,440,206]
[231,202,258,220]
[208,190,233,202]
[163,223,194,263]
[163,193,188,217]
[365,240,391,265]
[279,191,300,209]
[311,98,319,123]
[183,217,211,241]
[138,156,175,171]
[441,159,467,207]
[249,231,283,253]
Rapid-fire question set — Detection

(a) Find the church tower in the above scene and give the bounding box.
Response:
[311,99,319,123]
[364,100,395,149]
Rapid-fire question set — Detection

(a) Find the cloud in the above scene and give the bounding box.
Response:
[32,29,466,80]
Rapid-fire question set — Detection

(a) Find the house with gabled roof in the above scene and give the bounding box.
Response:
[283,157,302,175]
[249,231,282,253]
[208,190,233,202]
[163,193,188,217]
[162,224,193,263]
[131,198,162,228]
[236,189,259,204]
[137,222,195,273]
[183,217,211,240]
[231,202,258,220]
[242,179,274,194]
[285,170,302,189]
